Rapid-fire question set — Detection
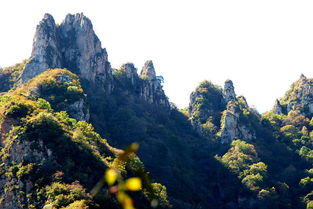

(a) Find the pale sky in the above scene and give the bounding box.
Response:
[1,0,313,113]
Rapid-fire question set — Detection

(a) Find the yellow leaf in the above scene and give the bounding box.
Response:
[129,143,139,152]
[124,205,135,209]
[123,196,134,209]
[125,177,142,191]
[117,191,129,203]
[105,169,118,186]
[117,192,135,209]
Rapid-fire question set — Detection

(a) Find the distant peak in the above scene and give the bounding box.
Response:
[300,73,307,79]
[225,79,234,87]
[22,13,110,84]
[43,13,54,21]
[140,60,156,80]
[144,60,154,68]
[39,13,56,27]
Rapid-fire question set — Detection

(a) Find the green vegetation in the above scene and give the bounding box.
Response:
[217,140,268,192]
[0,60,28,92]
[0,68,168,209]
[189,80,225,127]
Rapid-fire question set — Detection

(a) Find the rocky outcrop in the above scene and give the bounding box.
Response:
[223,80,236,103]
[219,98,255,143]
[58,13,112,85]
[139,61,170,108]
[113,61,170,109]
[120,63,139,85]
[220,82,255,143]
[67,98,90,121]
[22,14,62,81]
[140,60,156,81]
[0,126,53,209]
[272,99,284,115]
[22,13,112,92]
[276,74,313,117]
[188,79,255,143]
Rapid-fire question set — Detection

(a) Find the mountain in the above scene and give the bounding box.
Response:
[0,68,167,209]
[2,13,313,209]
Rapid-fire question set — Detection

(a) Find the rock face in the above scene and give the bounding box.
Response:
[67,98,90,121]
[220,80,255,143]
[219,97,255,144]
[59,14,111,85]
[272,99,284,114]
[223,79,236,103]
[139,61,170,108]
[22,14,62,81]
[0,139,49,209]
[120,63,138,85]
[140,60,156,81]
[22,13,112,92]
[0,115,53,209]
[275,74,313,117]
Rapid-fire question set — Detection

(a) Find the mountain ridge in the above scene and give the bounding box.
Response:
[2,12,313,209]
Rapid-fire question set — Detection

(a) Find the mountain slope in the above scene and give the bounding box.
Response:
[0,68,168,209]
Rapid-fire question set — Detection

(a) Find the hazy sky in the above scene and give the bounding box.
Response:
[1,0,313,113]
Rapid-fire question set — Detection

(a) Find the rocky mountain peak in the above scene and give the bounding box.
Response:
[223,79,236,103]
[42,13,56,27]
[19,13,170,114]
[21,13,112,91]
[22,13,62,81]
[139,61,169,108]
[140,60,156,80]
[59,13,110,84]
[300,73,307,80]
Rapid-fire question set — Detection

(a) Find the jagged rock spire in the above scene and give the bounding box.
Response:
[121,63,137,77]
[22,13,62,81]
[59,13,110,83]
[140,60,156,80]
[121,63,138,84]
[272,99,283,114]
[22,13,111,87]
[300,73,307,79]
[223,79,236,103]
